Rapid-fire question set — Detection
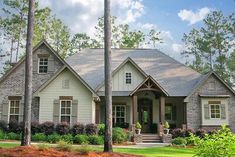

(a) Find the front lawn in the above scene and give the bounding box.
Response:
[0,142,194,157]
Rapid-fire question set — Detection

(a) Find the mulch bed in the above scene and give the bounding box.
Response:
[0,146,142,157]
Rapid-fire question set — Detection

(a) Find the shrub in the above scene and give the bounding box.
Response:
[8,121,21,133]
[172,137,187,146]
[56,140,72,151]
[0,130,6,140]
[32,133,46,142]
[193,125,235,157]
[85,124,97,135]
[61,134,73,143]
[40,121,55,135]
[195,128,207,138]
[135,122,141,129]
[97,124,105,136]
[0,120,8,132]
[88,135,104,145]
[31,121,40,134]
[112,127,127,144]
[74,135,89,144]
[7,132,20,140]
[46,133,61,143]
[56,122,70,135]
[164,121,170,129]
[171,128,185,138]
[185,128,195,137]
[71,123,84,135]
[37,144,50,151]
[113,123,129,129]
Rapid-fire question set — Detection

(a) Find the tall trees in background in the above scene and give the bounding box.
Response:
[21,0,34,146]
[182,11,235,84]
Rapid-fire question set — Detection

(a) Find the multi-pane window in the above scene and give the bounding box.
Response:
[210,104,221,119]
[60,100,71,124]
[38,58,48,73]
[126,72,131,84]
[112,105,126,124]
[9,100,20,122]
[165,104,176,121]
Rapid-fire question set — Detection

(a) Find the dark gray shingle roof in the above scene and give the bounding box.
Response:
[66,49,203,96]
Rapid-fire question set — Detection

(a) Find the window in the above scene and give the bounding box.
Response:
[112,105,126,124]
[60,100,72,124]
[38,58,48,73]
[9,100,20,122]
[165,104,176,121]
[210,104,221,119]
[126,72,131,84]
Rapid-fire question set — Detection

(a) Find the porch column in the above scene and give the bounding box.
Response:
[182,103,187,129]
[95,102,100,124]
[132,94,138,124]
[159,96,165,124]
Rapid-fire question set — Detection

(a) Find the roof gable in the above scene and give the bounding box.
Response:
[184,71,235,102]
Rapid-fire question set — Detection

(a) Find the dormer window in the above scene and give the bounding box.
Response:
[126,72,131,84]
[38,58,48,74]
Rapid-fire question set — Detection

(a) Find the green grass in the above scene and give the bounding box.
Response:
[114,146,194,157]
[0,142,194,157]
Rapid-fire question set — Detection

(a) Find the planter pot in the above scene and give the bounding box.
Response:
[135,129,141,134]
[164,129,170,134]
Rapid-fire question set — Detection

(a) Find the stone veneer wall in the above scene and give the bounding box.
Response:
[186,75,235,132]
[0,44,64,121]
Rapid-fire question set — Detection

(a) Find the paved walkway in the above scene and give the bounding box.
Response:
[1,141,170,149]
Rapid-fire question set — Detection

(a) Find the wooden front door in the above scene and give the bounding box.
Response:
[138,99,152,133]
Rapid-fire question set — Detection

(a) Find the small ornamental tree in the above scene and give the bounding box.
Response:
[191,125,235,157]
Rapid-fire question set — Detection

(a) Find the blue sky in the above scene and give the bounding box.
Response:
[0,0,234,71]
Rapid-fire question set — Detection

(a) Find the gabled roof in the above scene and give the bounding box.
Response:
[66,49,202,96]
[95,57,148,91]
[184,71,235,102]
[129,75,169,96]
[0,39,65,84]
[34,65,99,98]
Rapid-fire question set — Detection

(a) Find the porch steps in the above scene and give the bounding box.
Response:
[142,134,161,143]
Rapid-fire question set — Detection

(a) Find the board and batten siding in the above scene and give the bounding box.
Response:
[38,68,94,124]
[99,62,145,91]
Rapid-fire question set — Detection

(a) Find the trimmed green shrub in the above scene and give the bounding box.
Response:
[0,129,6,140]
[0,120,8,132]
[112,127,127,144]
[71,123,85,135]
[61,134,73,143]
[74,144,92,155]
[193,125,235,157]
[32,133,47,142]
[46,133,61,143]
[56,122,70,135]
[74,135,89,144]
[7,132,21,140]
[31,121,40,134]
[88,135,104,145]
[97,124,105,136]
[172,137,187,146]
[40,121,55,135]
[85,124,97,135]
[56,140,72,151]
[37,144,50,151]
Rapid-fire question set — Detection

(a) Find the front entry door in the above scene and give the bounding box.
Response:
[138,99,152,133]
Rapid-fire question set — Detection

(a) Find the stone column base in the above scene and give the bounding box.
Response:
[133,134,142,143]
[161,134,172,143]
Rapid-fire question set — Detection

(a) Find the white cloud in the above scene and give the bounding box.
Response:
[172,43,184,53]
[178,7,210,25]
[141,23,157,30]
[39,0,144,35]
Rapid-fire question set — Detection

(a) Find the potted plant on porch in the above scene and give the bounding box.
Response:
[163,121,170,134]
[135,122,142,134]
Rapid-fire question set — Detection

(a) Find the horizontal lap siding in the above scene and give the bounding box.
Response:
[38,69,93,124]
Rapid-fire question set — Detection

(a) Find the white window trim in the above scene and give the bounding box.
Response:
[8,100,20,122]
[113,105,126,124]
[209,104,221,119]
[125,72,132,84]
[38,57,48,74]
[59,100,72,124]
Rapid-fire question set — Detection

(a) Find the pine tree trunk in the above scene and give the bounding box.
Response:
[104,0,113,152]
[21,0,35,146]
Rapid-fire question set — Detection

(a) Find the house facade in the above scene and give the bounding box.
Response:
[0,40,235,135]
